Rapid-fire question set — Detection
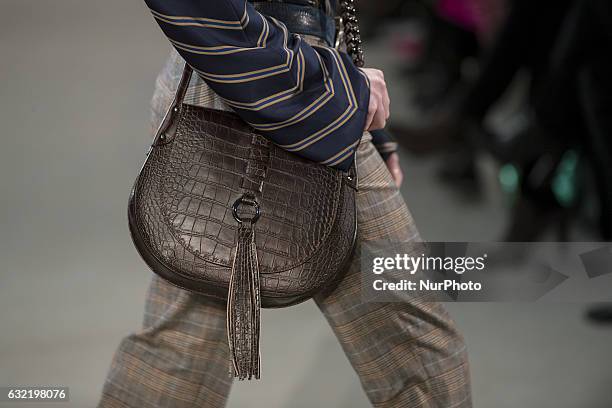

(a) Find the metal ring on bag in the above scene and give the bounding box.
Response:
[232,195,261,224]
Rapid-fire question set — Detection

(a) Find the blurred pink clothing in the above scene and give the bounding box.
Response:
[437,0,507,43]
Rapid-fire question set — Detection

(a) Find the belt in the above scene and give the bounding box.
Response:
[250,1,336,46]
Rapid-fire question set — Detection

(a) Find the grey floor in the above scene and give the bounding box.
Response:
[1,1,611,407]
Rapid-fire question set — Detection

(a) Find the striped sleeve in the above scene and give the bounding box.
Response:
[144,0,371,170]
[370,129,398,160]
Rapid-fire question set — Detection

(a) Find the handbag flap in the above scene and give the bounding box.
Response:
[153,105,344,274]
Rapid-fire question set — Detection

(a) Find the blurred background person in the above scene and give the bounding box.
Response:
[382,0,611,242]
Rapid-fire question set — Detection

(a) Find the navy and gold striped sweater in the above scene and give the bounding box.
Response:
[144,0,396,170]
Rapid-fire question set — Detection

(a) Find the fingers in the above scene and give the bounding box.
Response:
[378,70,390,121]
[382,81,390,121]
[364,95,376,130]
[370,105,386,130]
[361,68,399,186]
[385,153,403,187]
[392,167,403,187]
[361,68,390,131]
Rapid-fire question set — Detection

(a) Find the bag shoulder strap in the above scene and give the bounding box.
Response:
[152,64,193,145]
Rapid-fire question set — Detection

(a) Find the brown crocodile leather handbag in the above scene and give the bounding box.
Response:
[128,0,364,381]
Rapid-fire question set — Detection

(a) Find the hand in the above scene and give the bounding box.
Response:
[385,152,403,187]
[361,68,390,131]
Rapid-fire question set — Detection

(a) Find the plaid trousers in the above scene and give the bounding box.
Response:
[99,49,472,408]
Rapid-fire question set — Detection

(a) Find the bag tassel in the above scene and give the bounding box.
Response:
[227,220,261,380]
